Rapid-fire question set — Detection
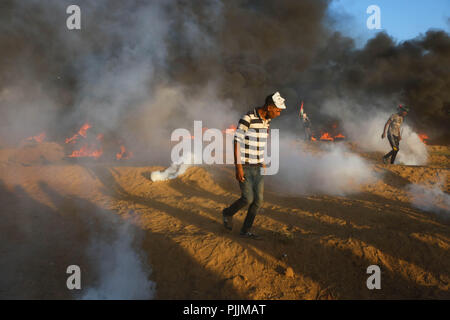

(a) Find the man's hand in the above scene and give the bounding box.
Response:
[381,133,386,139]
[235,165,245,182]
[399,135,402,141]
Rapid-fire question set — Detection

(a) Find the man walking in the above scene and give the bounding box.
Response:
[299,102,312,141]
[302,112,312,141]
[222,92,286,239]
[381,105,409,164]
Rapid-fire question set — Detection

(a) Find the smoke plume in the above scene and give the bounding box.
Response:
[2,0,448,158]
[406,176,450,217]
[82,220,156,299]
[270,136,377,196]
[321,98,429,165]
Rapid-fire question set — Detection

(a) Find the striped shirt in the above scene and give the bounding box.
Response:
[234,108,271,165]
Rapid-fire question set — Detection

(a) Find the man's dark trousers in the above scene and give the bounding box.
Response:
[384,134,400,164]
[223,165,264,233]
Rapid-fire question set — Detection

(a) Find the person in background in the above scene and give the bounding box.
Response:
[302,112,312,141]
[381,104,410,164]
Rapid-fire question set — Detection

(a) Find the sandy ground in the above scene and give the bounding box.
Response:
[0,142,449,299]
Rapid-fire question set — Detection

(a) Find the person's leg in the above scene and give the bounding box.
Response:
[384,134,396,161]
[241,167,264,234]
[383,150,393,158]
[223,166,254,217]
[390,135,400,164]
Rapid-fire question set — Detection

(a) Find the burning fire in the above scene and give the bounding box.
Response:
[316,132,346,142]
[65,123,133,160]
[222,124,237,134]
[68,145,103,159]
[20,123,133,161]
[65,122,103,159]
[116,145,133,160]
[320,132,334,141]
[25,132,46,143]
[418,133,429,144]
[65,123,92,144]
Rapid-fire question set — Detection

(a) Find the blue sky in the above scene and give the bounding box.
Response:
[329,0,450,45]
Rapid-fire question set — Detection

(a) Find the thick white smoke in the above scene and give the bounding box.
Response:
[271,135,377,196]
[406,177,450,216]
[321,99,428,165]
[394,126,429,165]
[0,1,238,163]
[131,84,239,163]
[150,151,195,182]
[151,163,191,182]
[82,221,156,300]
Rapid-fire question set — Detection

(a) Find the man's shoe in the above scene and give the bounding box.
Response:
[222,210,233,231]
[382,157,388,164]
[239,231,262,240]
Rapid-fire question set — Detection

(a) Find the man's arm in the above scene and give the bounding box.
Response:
[234,141,245,182]
[234,114,250,182]
[382,119,391,139]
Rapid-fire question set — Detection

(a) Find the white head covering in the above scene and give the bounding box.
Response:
[272,92,286,109]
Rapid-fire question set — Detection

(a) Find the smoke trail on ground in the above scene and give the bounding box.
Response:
[151,163,191,182]
[150,151,196,182]
[82,220,156,300]
[406,177,450,217]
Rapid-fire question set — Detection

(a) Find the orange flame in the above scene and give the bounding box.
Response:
[78,123,91,137]
[65,123,92,144]
[320,132,334,141]
[65,123,104,158]
[68,145,103,159]
[26,132,46,143]
[334,133,345,139]
[116,145,133,160]
[418,133,429,144]
[222,124,237,134]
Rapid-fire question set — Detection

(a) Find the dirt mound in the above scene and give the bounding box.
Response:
[0,142,65,167]
[427,145,450,168]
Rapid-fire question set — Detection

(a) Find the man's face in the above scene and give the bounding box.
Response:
[401,111,408,117]
[267,105,282,119]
